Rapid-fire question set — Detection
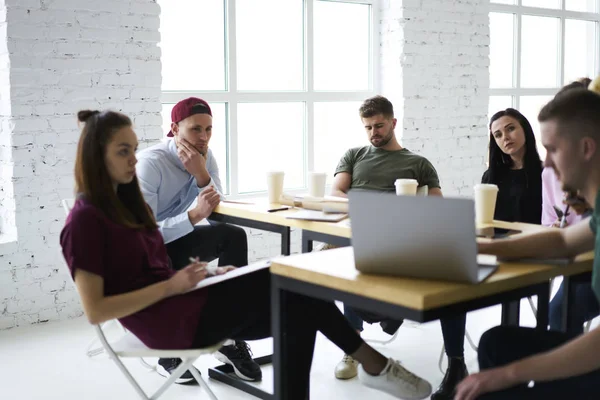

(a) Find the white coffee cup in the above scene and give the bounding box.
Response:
[267,171,285,203]
[394,179,418,196]
[308,172,327,198]
[474,184,499,224]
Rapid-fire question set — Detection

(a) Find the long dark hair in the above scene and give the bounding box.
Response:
[75,110,157,230]
[487,108,543,186]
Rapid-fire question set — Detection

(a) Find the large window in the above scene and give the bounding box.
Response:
[159,0,378,196]
[489,1,600,157]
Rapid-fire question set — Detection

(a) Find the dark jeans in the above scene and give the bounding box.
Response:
[345,307,466,358]
[549,280,600,334]
[192,269,363,399]
[440,314,466,358]
[165,222,248,270]
[344,306,365,331]
[477,326,600,399]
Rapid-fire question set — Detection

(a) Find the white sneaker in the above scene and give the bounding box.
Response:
[334,354,359,379]
[358,358,432,400]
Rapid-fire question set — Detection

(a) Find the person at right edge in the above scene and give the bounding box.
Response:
[456,79,600,399]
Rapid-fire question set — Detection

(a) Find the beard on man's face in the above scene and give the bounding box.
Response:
[370,129,393,148]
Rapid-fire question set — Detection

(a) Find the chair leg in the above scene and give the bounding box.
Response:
[108,355,150,400]
[364,328,400,345]
[465,330,478,352]
[527,296,538,319]
[189,367,219,400]
[438,345,445,374]
[150,358,197,400]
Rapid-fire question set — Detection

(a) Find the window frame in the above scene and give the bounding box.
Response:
[489,0,600,105]
[160,0,380,197]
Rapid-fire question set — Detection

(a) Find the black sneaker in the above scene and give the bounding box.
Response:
[156,357,200,385]
[214,340,262,381]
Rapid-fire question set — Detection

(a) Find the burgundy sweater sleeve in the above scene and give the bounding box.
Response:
[60,206,107,280]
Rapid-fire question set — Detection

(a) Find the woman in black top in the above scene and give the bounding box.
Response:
[482,108,543,224]
[434,109,542,400]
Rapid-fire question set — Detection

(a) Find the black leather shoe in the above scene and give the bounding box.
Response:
[380,318,403,335]
[431,357,468,400]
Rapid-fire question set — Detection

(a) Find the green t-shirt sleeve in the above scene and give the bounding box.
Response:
[419,159,441,189]
[590,213,597,234]
[334,148,356,176]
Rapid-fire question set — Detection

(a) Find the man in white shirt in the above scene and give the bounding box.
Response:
[136,97,261,383]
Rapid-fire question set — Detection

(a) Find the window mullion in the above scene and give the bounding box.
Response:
[226,0,239,196]
[514,12,522,110]
[306,0,315,182]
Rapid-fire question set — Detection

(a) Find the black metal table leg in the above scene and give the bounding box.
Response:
[272,276,288,400]
[281,227,291,256]
[501,300,521,326]
[301,230,313,253]
[561,276,578,333]
[208,356,273,399]
[535,282,550,331]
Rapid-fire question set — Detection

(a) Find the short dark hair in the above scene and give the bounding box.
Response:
[556,78,592,95]
[538,88,600,141]
[359,95,394,119]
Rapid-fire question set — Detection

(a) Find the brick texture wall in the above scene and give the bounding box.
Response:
[380,0,490,196]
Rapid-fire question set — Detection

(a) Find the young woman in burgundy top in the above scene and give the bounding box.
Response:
[60,109,433,400]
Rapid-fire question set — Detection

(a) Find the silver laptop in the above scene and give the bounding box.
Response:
[348,191,498,284]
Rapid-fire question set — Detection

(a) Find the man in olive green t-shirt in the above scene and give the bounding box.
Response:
[331,96,442,197]
[455,88,600,399]
[331,96,453,399]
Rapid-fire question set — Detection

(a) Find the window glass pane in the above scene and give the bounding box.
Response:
[566,0,597,12]
[488,96,513,120]
[159,0,226,91]
[489,13,515,88]
[519,95,554,159]
[521,16,560,88]
[522,0,560,9]
[237,103,304,193]
[314,102,364,185]
[314,1,370,91]
[564,19,597,85]
[236,0,303,91]
[161,102,229,194]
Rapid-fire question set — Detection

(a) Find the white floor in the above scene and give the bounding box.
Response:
[0,298,555,400]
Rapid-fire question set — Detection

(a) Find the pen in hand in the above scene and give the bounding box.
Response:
[189,257,218,276]
[189,257,205,272]
[559,205,570,228]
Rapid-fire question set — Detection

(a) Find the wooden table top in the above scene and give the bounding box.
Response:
[270,244,594,311]
[213,199,352,238]
[214,197,551,240]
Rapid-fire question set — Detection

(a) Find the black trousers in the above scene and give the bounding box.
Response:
[192,269,363,399]
[477,326,600,399]
[165,222,248,270]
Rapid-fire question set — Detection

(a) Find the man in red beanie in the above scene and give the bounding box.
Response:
[136,97,261,383]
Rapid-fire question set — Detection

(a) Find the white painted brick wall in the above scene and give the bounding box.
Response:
[0,0,164,329]
[380,0,490,196]
[0,0,302,330]
[0,0,491,330]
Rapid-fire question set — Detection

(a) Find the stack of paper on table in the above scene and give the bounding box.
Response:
[285,209,348,222]
[280,193,348,213]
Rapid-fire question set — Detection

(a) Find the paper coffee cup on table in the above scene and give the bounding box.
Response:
[267,171,285,203]
[474,184,499,224]
[308,172,327,198]
[394,179,418,196]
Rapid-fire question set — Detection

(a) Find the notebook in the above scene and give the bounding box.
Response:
[187,260,271,292]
